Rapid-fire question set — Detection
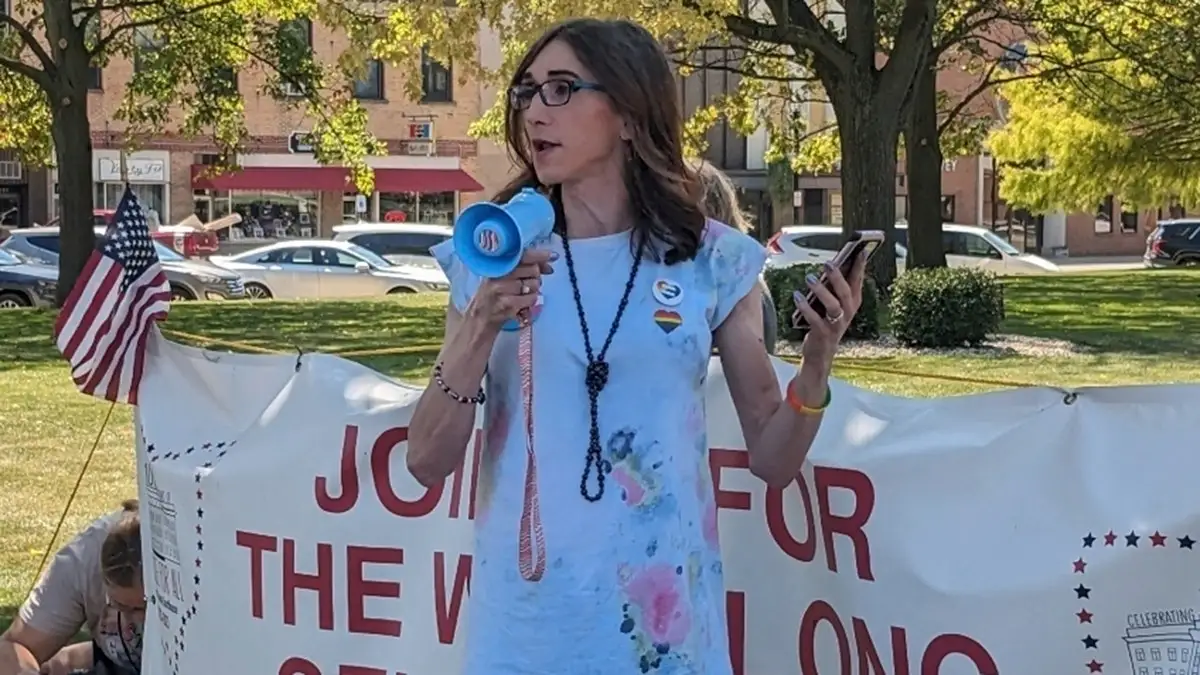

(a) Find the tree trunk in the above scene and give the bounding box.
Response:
[50,93,97,306]
[834,81,902,290]
[45,0,97,306]
[903,62,947,269]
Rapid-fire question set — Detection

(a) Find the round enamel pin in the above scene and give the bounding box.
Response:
[652,278,683,306]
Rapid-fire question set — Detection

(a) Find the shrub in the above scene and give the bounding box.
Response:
[888,267,1005,348]
[763,263,881,341]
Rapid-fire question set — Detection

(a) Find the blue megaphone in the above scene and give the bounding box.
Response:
[453,187,555,279]
[453,187,555,331]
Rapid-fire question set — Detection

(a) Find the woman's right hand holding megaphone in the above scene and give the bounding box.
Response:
[466,248,557,331]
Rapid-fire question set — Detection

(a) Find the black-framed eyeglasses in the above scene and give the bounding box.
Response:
[508,78,605,111]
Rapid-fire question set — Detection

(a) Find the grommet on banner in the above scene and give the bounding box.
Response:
[1062,391,1078,405]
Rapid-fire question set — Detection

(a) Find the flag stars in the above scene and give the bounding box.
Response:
[1082,635,1099,649]
[196,507,204,518]
[1126,531,1140,547]
[1150,531,1167,547]
[1082,533,1096,548]
[1103,531,1117,546]
[1180,535,1196,549]
[1073,558,1087,573]
[1075,584,1091,599]
[1077,608,1094,623]
[1086,659,1103,673]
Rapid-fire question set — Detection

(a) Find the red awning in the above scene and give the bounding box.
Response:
[373,168,483,193]
[191,165,483,193]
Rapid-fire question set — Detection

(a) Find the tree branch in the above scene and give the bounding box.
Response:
[0,11,56,74]
[92,0,235,57]
[721,12,852,75]
[670,56,821,83]
[0,53,50,89]
[878,0,937,105]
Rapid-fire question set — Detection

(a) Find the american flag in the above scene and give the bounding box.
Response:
[53,187,171,404]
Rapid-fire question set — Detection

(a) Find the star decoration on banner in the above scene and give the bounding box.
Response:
[144,438,238,464]
[1073,529,1195,674]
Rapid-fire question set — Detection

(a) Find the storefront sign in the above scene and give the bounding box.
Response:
[408,121,434,140]
[406,140,434,156]
[288,131,315,154]
[97,157,166,183]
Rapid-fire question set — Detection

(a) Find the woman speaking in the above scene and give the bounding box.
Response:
[407,17,866,674]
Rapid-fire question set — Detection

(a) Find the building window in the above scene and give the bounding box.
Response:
[64,182,167,226]
[279,18,312,97]
[209,66,238,94]
[1139,649,1148,661]
[1094,195,1114,233]
[203,190,321,239]
[378,191,456,225]
[1170,649,1179,661]
[353,59,384,100]
[88,66,102,90]
[1153,648,1163,661]
[940,195,956,223]
[133,27,163,74]
[420,47,452,103]
[1120,204,1139,233]
[895,195,908,222]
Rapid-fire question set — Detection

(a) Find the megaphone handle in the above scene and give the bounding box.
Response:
[516,324,546,582]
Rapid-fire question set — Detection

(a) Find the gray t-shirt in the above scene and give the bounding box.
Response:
[19,511,141,671]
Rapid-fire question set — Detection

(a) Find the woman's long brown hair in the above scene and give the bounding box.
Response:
[493,18,707,264]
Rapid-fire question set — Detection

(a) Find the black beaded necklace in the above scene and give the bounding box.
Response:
[561,227,646,502]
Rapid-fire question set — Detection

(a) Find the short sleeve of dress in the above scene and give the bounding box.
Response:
[703,221,768,330]
[430,238,482,314]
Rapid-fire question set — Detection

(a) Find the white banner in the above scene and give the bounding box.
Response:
[135,332,1200,675]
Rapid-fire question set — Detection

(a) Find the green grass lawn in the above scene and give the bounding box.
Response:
[0,269,1196,629]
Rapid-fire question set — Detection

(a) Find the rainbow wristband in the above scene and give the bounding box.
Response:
[786,376,831,415]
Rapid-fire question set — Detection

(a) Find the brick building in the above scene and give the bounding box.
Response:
[15,18,514,239]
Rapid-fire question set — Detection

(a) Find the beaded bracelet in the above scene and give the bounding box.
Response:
[432,362,486,405]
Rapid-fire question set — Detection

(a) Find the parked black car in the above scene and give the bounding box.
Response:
[1,226,246,300]
[0,249,57,308]
[1145,220,1200,267]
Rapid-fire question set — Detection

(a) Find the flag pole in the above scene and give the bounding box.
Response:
[118,146,129,188]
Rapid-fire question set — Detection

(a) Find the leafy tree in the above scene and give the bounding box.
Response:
[986,2,1200,211]
[0,0,388,303]
[416,0,941,288]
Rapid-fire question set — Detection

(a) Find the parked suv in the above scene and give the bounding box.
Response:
[331,223,452,269]
[0,249,57,308]
[0,227,246,301]
[1145,220,1200,267]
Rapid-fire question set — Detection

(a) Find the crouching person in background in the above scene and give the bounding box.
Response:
[0,500,143,675]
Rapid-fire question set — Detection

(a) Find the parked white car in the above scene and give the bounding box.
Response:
[331,222,452,269]
[765,223,1060,274]
[209,240,449,300]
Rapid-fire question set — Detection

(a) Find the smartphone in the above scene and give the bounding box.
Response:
[793,230,885,327]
